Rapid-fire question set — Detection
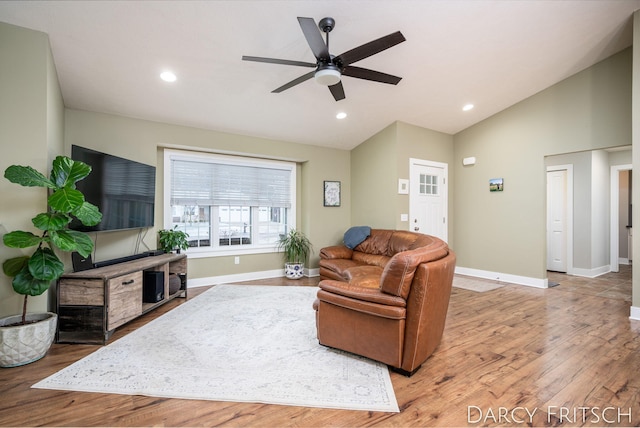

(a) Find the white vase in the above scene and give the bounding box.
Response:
[284,262,305,279]
[0,312,57,368]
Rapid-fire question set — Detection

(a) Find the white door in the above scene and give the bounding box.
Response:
[409,159,448,242]
[609,165,632,272]
[547,169,567,272]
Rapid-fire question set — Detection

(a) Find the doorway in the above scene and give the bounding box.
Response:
[409,158,448,242]
[546,165,573,273]
[610,164,632,272]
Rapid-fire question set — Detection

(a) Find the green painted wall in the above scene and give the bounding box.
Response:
[453,48,632,279]
[0,22,65,317]
[350,122,455,234]
[396,122,454,234]
[64,109,351,278]
[350,123,398,228]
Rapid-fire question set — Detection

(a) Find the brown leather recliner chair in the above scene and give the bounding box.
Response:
[313,230,456,376]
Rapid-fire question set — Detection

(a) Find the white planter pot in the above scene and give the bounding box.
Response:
[284,262,305,279]
[0,312,57,368]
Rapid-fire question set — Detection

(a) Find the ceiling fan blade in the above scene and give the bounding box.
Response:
[298,17,330,61]
[335,31,406,66]
[242,56,316,68]
[342,66,402,85]
[328,81,345,101]
[272,71,315,93]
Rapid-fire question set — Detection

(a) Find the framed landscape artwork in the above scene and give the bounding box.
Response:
[489,178,504,192]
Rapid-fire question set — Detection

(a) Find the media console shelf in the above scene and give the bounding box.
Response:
[57,253,187,344]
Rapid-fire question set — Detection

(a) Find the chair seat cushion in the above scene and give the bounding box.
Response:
[317,284,407,316]
[319,258,365,278]
[343,265,384,289]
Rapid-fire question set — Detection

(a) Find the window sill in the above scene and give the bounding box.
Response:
[184,246,280,259]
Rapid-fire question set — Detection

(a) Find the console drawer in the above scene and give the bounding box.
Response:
[59,278,104,306]
[107,271,143,330]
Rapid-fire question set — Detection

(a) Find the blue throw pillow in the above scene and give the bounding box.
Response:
[343,226,371,249]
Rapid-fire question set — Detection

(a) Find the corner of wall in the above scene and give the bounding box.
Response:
[0,23,63,317]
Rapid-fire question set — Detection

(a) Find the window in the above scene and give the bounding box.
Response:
[420,174,439,195]
[164,150,296,257]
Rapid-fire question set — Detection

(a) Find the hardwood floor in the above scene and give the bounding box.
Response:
[1,269,638,427]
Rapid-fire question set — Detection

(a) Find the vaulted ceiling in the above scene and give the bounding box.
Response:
[1,1,639,149]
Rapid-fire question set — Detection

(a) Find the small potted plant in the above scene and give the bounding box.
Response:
[158,226,190,253]
[277,229,312,279]
[1,156,102,367]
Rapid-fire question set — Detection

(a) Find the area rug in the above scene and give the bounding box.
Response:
[453,275,504,292]
[33,285,399,413]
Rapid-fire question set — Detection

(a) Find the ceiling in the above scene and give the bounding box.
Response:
[1,1,639,150]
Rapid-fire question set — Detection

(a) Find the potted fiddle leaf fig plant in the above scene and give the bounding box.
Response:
[1,156,102,367]
[277,228,312,279]
[158,225,190,253]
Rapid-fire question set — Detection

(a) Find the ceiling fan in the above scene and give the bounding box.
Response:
[242,17,406,101]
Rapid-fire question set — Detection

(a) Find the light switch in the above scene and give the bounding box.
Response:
[400,214,409,222]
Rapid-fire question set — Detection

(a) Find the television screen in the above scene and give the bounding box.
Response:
[70,145,156,232]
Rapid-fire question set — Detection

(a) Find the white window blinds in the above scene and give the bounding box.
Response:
[170,158,292,208]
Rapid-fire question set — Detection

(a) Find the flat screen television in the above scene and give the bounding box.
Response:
[70,145,156,232]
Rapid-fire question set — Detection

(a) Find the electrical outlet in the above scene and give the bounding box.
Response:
[400,214,409,222]
[234,256,240,265]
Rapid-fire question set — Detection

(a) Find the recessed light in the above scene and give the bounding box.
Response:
[462,104,474,111]
[336,112,347,119]
[160,71,177,82]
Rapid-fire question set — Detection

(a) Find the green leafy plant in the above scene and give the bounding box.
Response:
[158,226,190,253]
[2,156,102,325]
[277,229,312,264]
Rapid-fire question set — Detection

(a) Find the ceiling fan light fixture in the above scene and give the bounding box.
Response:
[315,65,341,86]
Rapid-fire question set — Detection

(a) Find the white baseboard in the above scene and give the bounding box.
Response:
[630,306,640,321]
[188,269,284,288]
[571,265,611,278]
[455,266,548,288]
[188,267,320,289]
[619,258,630,265]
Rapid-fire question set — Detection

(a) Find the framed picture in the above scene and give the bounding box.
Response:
[324,181,341,207]
[489,178,504,192]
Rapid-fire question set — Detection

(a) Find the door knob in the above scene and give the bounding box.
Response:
[414,227,420,231]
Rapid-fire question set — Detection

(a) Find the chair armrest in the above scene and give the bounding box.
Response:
[317,288,406,320]
[320,245,354,260]
[319,280,406,307]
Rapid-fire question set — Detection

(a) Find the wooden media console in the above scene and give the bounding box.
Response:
[56,253,187,344]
